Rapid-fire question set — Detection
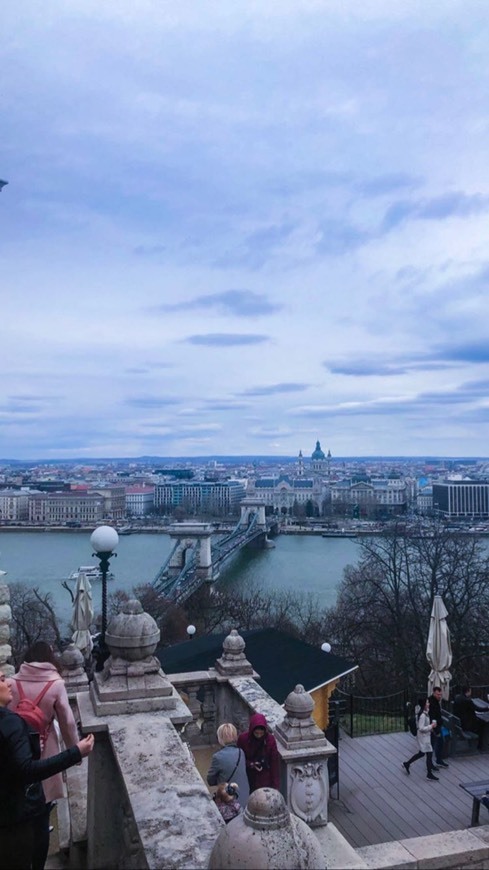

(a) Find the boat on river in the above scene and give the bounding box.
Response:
[68,565,114,582]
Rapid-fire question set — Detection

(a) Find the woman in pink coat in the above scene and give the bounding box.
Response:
[9,641,79,805]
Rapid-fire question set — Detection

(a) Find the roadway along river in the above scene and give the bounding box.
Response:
[0,531,360,630]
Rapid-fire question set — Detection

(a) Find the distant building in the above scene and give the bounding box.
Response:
[125,485,155,516]
[28,492,105,524]
[330,476,407,518]
[432,480,489,518]
[154,480,246,516]
[310,441,331,476]
[89,486,126,520]
[0,490,29,521]
[416,485,433,514]
[247,474,325,515]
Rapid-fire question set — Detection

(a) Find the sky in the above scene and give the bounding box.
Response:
[3,0,489,459]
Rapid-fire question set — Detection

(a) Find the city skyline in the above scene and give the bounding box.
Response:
[3,1,489,459]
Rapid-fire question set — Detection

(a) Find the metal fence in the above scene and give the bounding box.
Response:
[330,688,410,738]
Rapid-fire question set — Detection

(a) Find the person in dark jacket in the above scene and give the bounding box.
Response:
[237,712,280,793]
[0,672,94,870]
[429,687,449,768]
[453,686,484,749]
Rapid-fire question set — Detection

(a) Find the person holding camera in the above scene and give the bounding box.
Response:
[207,723,249,807]
[237,713,280,793]
[212,782,241,824]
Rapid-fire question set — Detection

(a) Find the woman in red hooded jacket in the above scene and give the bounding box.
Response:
[237,713,280,793]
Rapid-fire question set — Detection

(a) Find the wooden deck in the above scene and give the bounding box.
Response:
[329,729,489,847]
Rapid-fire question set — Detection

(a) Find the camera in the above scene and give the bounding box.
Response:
[226,784,238,798]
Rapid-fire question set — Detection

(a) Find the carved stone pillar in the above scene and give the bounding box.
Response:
[185,684,202,741]
[201,682,217,739]
[215,629,254,677]
[0,584,14,677]
[275,684,336,828]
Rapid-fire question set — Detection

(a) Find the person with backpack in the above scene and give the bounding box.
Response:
[0,671,94,869]
[9,641,80,866]
[403,696,439,781]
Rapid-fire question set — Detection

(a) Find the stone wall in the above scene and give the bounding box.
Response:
[0,584,14,676]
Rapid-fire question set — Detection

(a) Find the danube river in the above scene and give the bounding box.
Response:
[0,531,360,629]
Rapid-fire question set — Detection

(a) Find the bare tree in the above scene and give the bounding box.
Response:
[9,583,63,666]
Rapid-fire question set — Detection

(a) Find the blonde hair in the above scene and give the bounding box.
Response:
[217,723,238,746]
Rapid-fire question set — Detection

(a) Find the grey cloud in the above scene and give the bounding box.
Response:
[183,333,269,347]
[153,289,282,317]
[124,397,180,408]
[382,191,489,232]
[203,400,251,411]
[316,220,371,255]
[213,221,296,269]
[357,173,423,198]
[240,382,310,396]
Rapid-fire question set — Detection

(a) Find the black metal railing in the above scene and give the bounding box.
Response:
[330,688,409,738]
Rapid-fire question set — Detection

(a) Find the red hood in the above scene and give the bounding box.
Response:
[248,712,268,736]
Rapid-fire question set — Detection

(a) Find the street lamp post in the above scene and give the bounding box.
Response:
[187,624,196,640]
[90,525,119,670]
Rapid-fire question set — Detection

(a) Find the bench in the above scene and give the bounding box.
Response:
[443,712,479,755]
[459,780,489,826]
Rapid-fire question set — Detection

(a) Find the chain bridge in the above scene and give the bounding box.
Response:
[152,499,277,604]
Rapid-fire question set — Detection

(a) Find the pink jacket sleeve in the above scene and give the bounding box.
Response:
[54,683,79,749]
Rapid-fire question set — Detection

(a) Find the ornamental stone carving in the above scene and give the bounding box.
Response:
[215,629,254,676]
[290,762,327,827]
[208,787,324,869]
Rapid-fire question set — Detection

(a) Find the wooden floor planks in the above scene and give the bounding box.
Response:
[329,730,489,847]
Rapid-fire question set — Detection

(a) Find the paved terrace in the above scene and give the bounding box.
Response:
[194,730,489,851]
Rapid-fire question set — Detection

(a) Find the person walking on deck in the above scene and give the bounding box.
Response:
[403,696,439,781]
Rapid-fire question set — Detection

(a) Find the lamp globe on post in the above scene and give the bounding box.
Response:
[90,525,119,670]
[321,642,332,653]
[187,624,196,640]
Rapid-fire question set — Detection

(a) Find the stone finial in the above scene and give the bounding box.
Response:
[275,685,328,750]
[106,599,160,662]
[215,629,254,676]
[208,787,324,869]
[90,599,179,716]
[0,585,14,677]
[59,643,89,695]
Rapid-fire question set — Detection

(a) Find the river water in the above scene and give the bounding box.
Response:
[0,531,360,629]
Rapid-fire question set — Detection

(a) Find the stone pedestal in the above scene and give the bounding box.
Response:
[89,600,181,716]
[275,685,336,828]
[215,629,255,677]
[59,643,89,699]
[0,585,14,677]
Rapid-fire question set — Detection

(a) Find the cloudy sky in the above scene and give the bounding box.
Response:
[3,0,489,459]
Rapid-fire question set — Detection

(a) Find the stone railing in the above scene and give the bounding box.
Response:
[0,583,14,676]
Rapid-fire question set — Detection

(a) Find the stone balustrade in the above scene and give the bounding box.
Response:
[0,583,14,676]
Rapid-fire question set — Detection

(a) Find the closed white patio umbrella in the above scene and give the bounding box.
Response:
[427,594,452,700]
[71,572,94,659]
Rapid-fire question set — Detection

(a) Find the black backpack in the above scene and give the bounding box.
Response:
[408,713,417,736]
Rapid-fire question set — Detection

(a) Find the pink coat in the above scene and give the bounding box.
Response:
[9,661,79,802]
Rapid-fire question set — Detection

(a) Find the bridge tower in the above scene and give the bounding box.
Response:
[167,523,213,581]
[239,498,267,529]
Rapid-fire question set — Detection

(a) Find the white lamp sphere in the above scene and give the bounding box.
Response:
[321,642,332,653]
[90,525,119,554]
[187,624,196,637]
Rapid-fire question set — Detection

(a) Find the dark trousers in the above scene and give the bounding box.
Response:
[0,805,50,870]
[431,731,445,763]
[406,749,435,775]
